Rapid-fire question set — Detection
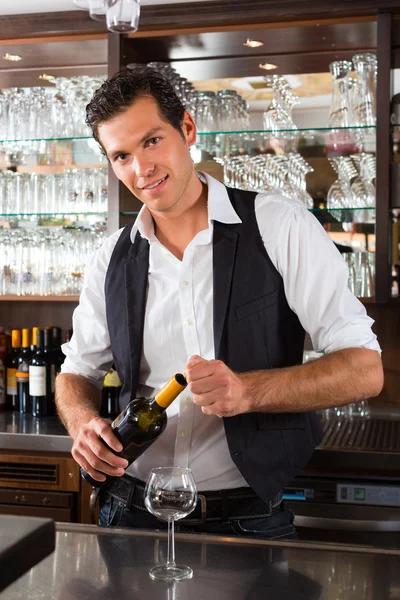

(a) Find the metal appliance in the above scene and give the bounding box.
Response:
[284,412,400,548]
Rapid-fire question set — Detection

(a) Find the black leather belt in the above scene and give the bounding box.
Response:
[102,474,283,525]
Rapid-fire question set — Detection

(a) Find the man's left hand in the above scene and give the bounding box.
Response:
[184,355,249,418]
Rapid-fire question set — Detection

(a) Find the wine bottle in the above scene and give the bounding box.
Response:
[30,327,40,353]
[81,373,187,487]
[6,329,21,411]
[101,367,122,420]
[29,329,51,417]
[51,326,65,375]
[0,357,5,411]
[0,327,7,410]
[43,328,56,415]
[17,329,32,414]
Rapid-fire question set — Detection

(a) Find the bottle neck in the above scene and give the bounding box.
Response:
[36,330,44,351]
[148,396,166,414]
[153,374,187,409]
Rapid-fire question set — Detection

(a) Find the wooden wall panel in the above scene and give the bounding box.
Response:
[367,300,400,407]
[0,300,76,334]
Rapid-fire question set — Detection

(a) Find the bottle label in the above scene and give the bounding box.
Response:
[104,368,122,388]
[6,368,17,395]
[29,366,46,396]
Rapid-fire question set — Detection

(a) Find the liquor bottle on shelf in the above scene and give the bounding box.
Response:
[0,327,7,410]
[6,329,21,411]
[101,367,122,420]
[30,327,40,353]
[17,328,32,414]
[29,329,51,417]
[81,373,187,487]
[18,329,32,364]
[51,326,65,375]
[43,329,56,415]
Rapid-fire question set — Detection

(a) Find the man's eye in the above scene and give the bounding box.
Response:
[147,137,160,147]
[116,154,127,162]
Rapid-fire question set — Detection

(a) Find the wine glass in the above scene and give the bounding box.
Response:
[144,466,197,582]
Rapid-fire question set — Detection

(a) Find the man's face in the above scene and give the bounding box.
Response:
[98,95,198,215]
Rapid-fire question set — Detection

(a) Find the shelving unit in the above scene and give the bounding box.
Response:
[0,296,79,302]
[0,132,107,328]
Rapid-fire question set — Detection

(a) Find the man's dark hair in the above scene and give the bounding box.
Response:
[86,67,186,147]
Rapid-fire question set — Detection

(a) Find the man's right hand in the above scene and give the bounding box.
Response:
[71,416,129,483]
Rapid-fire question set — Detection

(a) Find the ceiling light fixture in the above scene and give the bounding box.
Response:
[259,63,278,71]
[3,53,22,62]
[243,39,264,48]
[39,74,55,81]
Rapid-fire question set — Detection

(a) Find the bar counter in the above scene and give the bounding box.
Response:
[1,522,399,599]
[0,412,71,452]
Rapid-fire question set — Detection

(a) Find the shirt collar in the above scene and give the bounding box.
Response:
[130,171,242,243]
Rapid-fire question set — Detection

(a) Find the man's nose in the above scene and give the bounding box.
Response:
[133,156,155,178]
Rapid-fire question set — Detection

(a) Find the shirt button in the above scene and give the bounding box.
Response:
[180,430,188,437]
[182,280,189,286]
[186,319,193,326]
[186,395,191,403]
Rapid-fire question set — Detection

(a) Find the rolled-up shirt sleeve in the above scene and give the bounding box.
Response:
[61,229,124,388]
[255,194,381,355]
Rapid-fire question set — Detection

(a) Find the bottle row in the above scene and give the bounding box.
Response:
[0,326,68,417]
[0,167,108,217]
[0,325,124,420]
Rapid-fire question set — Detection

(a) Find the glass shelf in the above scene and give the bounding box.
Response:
[0,295,79,302]
[0,212,107,218]
[0,136,93,143]
[197,126,376,136]
[119,208,375,226]
[121,208,375,216]
[0,129,377,143]
[310,207,374,212]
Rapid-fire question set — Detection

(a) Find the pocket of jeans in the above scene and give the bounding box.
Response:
[233,507,296,540]
[99,494,124,527]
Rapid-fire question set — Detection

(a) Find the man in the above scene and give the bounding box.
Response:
[56,68,383,539]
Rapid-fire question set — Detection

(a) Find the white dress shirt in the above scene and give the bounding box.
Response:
[61,172,381,490]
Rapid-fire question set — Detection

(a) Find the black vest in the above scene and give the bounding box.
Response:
[104,186,323,502]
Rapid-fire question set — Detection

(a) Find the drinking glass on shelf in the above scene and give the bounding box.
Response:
[144,466,197,582]
[328,60,352,128]
[106,0,140,33]
[352,53,377,127]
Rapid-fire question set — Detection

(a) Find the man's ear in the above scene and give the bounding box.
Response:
[181,110,197,147]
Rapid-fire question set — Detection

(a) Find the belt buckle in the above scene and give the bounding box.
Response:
[190,493,207,525]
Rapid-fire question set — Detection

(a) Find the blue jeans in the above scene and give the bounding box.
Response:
[99,484,297,541]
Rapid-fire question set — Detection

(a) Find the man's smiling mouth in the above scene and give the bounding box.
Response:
[142,175,168,190]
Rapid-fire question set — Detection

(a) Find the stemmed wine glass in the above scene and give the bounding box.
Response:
[144,466,197,582]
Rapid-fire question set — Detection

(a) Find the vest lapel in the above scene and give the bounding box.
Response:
[124,231,149,397]
[213,221,239,359]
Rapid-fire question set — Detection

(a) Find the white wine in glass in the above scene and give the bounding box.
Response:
[144,466,197,581]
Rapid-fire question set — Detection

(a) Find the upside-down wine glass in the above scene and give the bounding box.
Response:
[144,466,197,582]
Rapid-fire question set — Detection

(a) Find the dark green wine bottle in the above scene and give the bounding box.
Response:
[80,373,187,487]
[100,367,122,420]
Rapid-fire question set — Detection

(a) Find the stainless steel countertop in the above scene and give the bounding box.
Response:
[1,523,399,600]
[0,412,71,453]
[0,515,55,593]
[1,406,399,455]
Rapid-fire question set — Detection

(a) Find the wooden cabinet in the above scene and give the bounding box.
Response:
[0,451,93,523]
